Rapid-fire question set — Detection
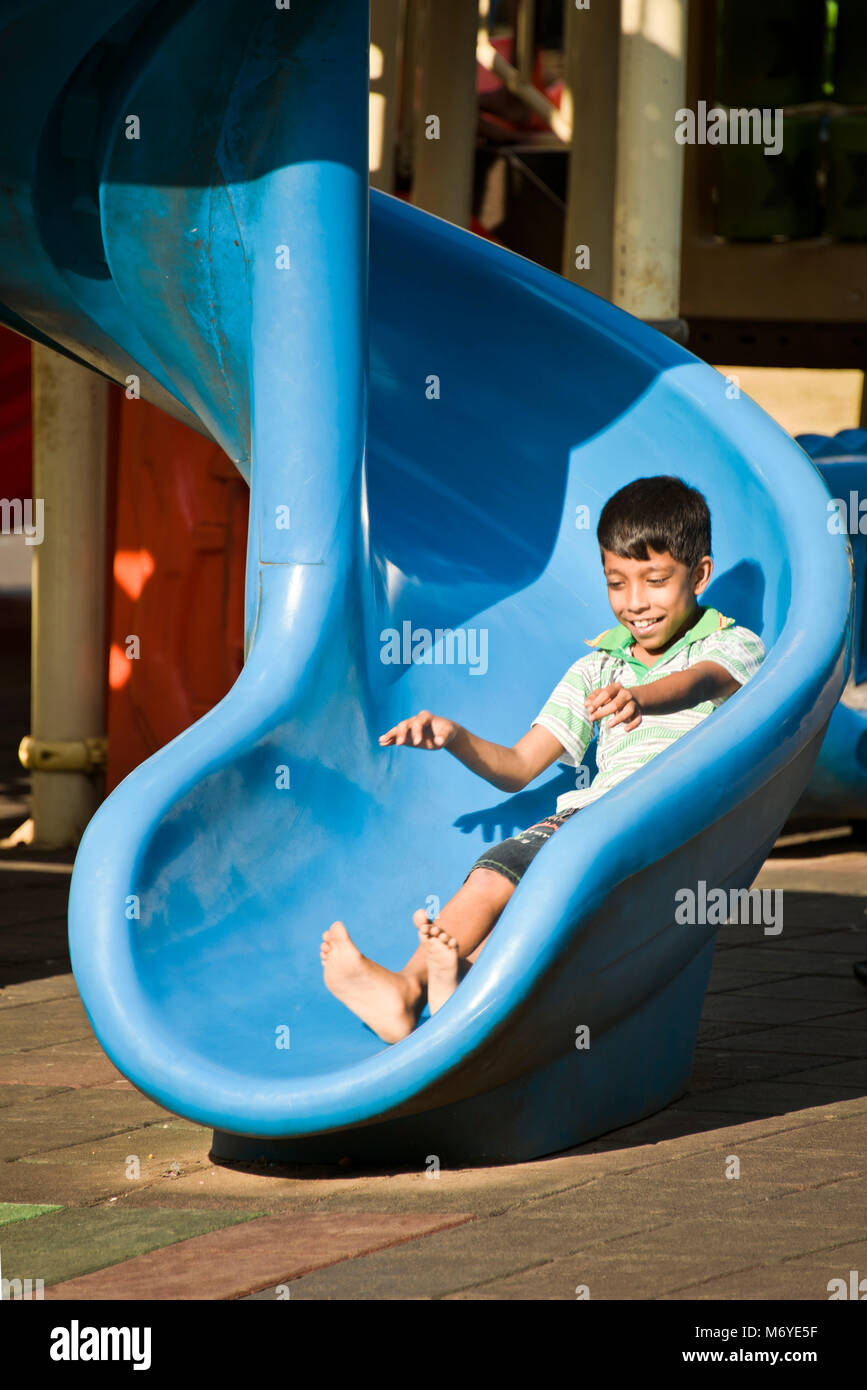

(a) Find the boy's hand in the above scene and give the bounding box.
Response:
[379,710,458,750]
[585,683,642,732]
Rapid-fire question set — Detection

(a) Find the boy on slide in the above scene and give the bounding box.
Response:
[321,475,765,1043]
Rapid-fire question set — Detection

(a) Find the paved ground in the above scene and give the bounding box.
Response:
[2,824,866,1299]
[1,594,866,1299]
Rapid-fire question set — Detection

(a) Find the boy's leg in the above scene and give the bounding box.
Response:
[412,810,578,1011]
[321,811,576,1041]
[403,867,516,1012]
[321,867,514,1044]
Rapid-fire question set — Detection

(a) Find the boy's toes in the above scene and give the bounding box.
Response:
[412,908,432,930]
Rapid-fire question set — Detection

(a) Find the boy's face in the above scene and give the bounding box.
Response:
[601,547,713,657]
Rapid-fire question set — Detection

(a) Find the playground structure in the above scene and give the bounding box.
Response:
[796,430,867,827]
[0,0,858,1162]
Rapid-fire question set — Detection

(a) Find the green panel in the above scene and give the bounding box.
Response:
[717,0,828,107]
[715,116,822,240]
[825,116,867,239]
[834,1,867,102]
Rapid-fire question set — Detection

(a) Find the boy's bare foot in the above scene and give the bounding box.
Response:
[321,922,422,1044]
[414,910,460,1014]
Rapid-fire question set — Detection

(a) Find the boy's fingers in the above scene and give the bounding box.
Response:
[609,699,637,726]
[382,716,449,747]
[381,718,446,749]
[586,682,644,732]
[586,684,621,712]
[590,693,624,721]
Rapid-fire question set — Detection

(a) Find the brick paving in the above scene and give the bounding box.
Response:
[1,825,864,1299]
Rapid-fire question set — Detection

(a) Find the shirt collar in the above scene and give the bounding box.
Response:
[585,605,734,658]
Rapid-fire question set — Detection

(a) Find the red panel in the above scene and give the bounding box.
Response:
[0,326,32,499]
[106,398,248,790]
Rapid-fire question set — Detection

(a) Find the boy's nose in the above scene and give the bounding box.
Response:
[625,593,650,614]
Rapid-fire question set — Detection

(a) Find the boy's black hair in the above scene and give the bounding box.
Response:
[597,475,711,572]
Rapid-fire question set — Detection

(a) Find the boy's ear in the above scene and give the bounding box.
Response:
[692,556,714,594]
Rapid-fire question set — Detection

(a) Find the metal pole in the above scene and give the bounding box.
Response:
[370,0,404,192]
[515,0,536,83]
[397,0,420,182]
[411,0,478,227]
[27,346,108,847]
[612,0,687,321]
[560,0,621,294]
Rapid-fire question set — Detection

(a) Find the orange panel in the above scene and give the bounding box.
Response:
[106,398,247,790]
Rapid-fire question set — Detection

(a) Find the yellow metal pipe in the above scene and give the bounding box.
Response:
[19,735,107,773]
[28,345,108,847]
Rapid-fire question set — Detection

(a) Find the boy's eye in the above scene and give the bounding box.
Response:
[607,577,667,587]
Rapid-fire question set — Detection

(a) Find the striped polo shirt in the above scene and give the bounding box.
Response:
[532,605,766,814]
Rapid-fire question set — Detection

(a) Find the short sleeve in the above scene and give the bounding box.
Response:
[692,624,766,687]
[532,659,594,767]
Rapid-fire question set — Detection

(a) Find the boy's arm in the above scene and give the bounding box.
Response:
[448,722,567,792]
[587,661,741,729]
[379,712,566,792]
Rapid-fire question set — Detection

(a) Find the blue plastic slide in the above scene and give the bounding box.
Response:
[795,430,867,824]
[0,0,853,1162]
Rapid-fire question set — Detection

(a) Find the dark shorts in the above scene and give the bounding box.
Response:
[463,808,579,886]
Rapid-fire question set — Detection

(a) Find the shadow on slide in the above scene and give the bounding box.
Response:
[0,0,853,1162]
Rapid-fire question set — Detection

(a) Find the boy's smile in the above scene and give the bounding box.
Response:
[601,546,714,664]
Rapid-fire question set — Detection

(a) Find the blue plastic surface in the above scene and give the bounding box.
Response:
[0,0,854,1162]
[795,431,867,822]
